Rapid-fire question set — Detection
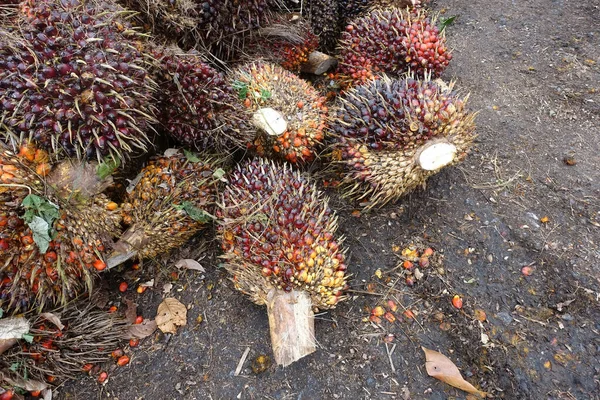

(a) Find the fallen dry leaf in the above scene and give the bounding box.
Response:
[422,347,486,398]
[40,313,64,330]
[174,259,205,272]
[156,298,187,334]
[0,317,30,353]
[163,283,173,294]
[125,299,138,324]
[127,319,157,339]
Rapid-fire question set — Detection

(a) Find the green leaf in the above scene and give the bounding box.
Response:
[260,89,272,100]
[0,308,3,318]
[439,15,457,33]
[9,362,20,372]
[183,149,201,163]
[175,201,213,223]
[22,333,34,344]
[212,168,226,181]
[21,194,59,254]
[232,80,249,100]
[97,155,121,180]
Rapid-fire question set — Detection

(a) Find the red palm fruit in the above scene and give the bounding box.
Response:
[337,6,450,85]
[218,158,348,366]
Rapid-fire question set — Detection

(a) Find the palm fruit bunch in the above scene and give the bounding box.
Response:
[338,0,429,25]
[231,62,328,164]
[218,158,347,366]
[118,0,274,58]
[337,6,450,84]
[305,0,339,51]
[330,74,476,209]
[0,142,122,314]
[0,0,157,161]
[247,14,320,73]
[1,298,128,387]
[110,150,218,266]
[151,48,251,151]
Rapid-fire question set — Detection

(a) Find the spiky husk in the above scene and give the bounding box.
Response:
[1,297,128,384]
[247,14,319,72]
[117,150,218,261]
[218,158,347,309]
[119,0,274,59]
[330,74,476,209]
[152,48,252,151]
[0,143,121,314]
[0,0,157,161]
[337,7,450,84]
[338,0,429,25]
[231,62,328,164]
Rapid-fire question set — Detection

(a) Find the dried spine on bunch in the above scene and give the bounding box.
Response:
[218,158,348,366]
[1,298,128,384]
[109,150,218,267]
[152,48,251,151]
[337,6,450,84]
[231,62,328,164]
[0,143,121,313]
[0,0,157,161]
[330,74,476,208]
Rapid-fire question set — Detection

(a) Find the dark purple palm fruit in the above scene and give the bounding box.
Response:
[337,6,450,85]
[218,158,348,366]
[0,0,157,161]
[305,0,339,51]
[151,47,252,151]
[329,74,476,209]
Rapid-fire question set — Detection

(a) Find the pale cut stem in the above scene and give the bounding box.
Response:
[266,288,316,367]
[300,51,338,75]
[252,108,288,136]
[106,226,145,269]
[417,139,457,171]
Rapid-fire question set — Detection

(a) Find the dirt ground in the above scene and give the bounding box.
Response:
[59,0,600,399]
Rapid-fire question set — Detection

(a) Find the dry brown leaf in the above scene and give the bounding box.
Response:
[0,338,16,355]
[174,259,205,272]
[125,299,138,324]
[156,298,187,334]
[40,313,65,330]
[422,347,487,398]
[127,319,158,339]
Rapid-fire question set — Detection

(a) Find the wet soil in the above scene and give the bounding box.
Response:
[60,0,600,399]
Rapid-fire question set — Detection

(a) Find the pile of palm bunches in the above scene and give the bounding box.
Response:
[1,298,129,389]
[231,62,328,164]
[247,14,320,73]
[114,150,218,263]
[152,49,252,151]
[337,6,450,84]
[0,0,157,161]
[329,74,476,209]
[218,158,347,308]
[0,143,121,314]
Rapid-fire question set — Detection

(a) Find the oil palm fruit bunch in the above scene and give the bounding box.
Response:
[304,0,339,51]
[218,158,348,366]
[151,48,252,151]
[337,6,450,85]
[338,0,429,25]
[109,149,219,267]
[329,74,476,209]
[0,297,128,387]
[247,14,320,73]
[0,142,122,314]
[230,62,328,164]
[119,0,274,59]
[0,0,157,161]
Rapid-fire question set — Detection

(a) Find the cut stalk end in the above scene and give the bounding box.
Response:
[252,108,288,136]
[266,288,316,367]
[418,140,457,171]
